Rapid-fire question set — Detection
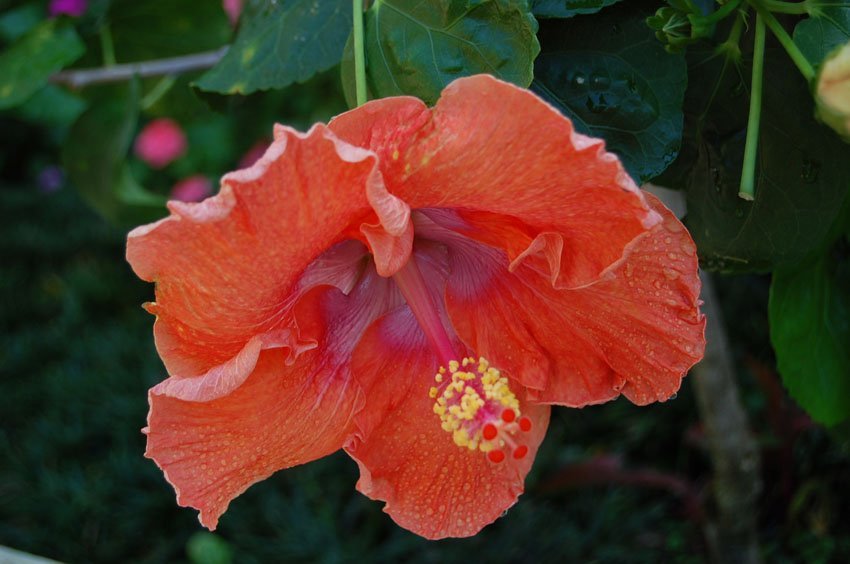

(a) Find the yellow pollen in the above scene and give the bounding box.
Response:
[431,356,521,453]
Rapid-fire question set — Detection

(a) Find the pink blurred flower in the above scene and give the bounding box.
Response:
[49,0,87,17]
[134,119,187,169]
[170,175,213,203]
[238,139,269,169]
[222,0,242,26]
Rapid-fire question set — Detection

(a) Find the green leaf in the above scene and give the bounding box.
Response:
[531,3,687,181]
[794,5,850,66]
[62,81,167,226]
[15,84,87,127]
[195,0,350,95]
[682,45,850,272]
[347,0,539,106]
[531,0,622,18]
[769,226,850,426]
[110,0,230,62]
[0,3,42,43]
[0,18,84,110]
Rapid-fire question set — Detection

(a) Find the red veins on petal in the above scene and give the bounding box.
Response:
[330,75,660,290]
[346,305,550,540]
[128,74,704,540]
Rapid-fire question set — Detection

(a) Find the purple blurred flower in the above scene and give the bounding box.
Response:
[37,165,65,193]
[49,0,87,18]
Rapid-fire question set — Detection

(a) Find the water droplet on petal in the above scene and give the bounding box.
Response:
[663,269,680,280]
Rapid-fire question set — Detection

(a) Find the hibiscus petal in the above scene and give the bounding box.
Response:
[330,74,659,289]
[127,124,384,377]
[145,263,403,529]
[435,194,704,407]
[145,348,358,530]
[327,96,431,164]
[346,306,550,540]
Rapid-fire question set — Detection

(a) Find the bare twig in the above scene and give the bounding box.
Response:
[539,454,704,522]
[691,272,762,564]
[50,48,228,89]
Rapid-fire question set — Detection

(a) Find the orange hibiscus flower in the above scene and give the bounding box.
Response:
[127,75,705,539]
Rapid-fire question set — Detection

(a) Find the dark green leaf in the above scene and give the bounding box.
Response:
[683,45,850,272]
[531,0,621,18]
[794,5,850,66]
[532,3,687,181]
[0,3,42,43]
[15,84,87,127]
[196,0,350,95]
[62,81,167,226]
[110,0,230,62]
[347,0,538,106]
[0,18,84,110]
[769,225,850,426]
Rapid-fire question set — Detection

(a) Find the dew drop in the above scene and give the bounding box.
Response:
[585,93,609,113]
[663,269,680,280]
[591,73,611,90]
[571,72,587,87]
[801,158,821,183]
[711,167,722,192]
[669,393,678,400]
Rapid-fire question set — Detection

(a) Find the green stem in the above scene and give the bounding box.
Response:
[99,25,116,67]
[716,7,747,61]
[739,12,766,201]
[353,0,368,107]
[760,0,810,14]
[727,9,747,46]
[692,0,743,27]
[141,75,177,110]
[751,1,815,82]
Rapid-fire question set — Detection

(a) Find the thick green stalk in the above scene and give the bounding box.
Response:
[760,0,810,14]
[739,12,766,201]
[694,0,743,26]
[99,25,116,67]
[141,76,178,110]
[751,1,815,82]
[353,0,368,107]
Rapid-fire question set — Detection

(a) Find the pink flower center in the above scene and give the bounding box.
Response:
[392,256,532,463]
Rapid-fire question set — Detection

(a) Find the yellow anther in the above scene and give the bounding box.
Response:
[431,356,522,453]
